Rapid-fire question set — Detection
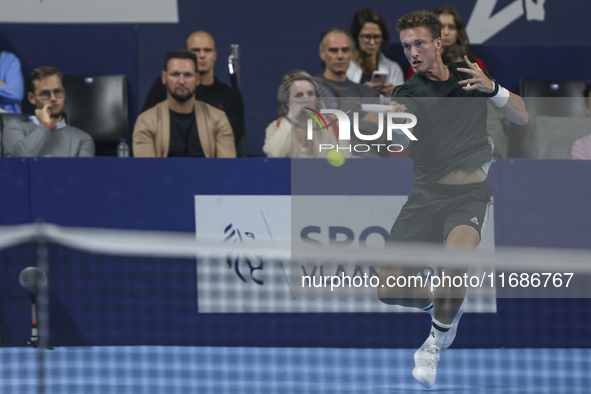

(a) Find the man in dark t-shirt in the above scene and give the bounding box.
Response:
[393,63,494,184]
[376,10,528,388]
[142,31,248,157]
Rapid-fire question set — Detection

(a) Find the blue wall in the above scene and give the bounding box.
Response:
[3,158,590,250]
[0,158,29,225]
[2,0,590,156]
[1,0,591,349]
[0,158,590,348]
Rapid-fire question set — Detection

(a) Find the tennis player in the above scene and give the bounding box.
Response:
[377,10,528,388]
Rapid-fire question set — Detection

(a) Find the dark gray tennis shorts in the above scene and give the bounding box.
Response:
[389,180,493,244]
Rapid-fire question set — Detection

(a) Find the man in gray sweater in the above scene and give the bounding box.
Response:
[2,66,94,157]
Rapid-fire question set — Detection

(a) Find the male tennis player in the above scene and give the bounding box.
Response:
[377,10,528,388]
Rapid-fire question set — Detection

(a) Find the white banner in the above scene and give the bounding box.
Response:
[195,195,496,313]
[0,0,178,23]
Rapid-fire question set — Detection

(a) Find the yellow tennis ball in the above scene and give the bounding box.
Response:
[327,150,345,167]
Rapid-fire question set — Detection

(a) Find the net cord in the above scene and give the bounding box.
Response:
[0,223,589,273]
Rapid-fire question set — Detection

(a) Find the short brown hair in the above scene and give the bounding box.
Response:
[26,66,63,94]
[163,50,198,72]
[396,10,441,40]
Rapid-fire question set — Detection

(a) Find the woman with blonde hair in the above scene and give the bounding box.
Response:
[263,70,350,158]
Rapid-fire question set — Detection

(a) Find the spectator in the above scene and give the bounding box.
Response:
[2,66,94,157]
[318,28,377,99]
[263,70,350,158]
[347,9,404,97]
[141,31,247,156]
[318,28,401,158]
[571,82,591,160]
[0,51,24,114]
[133,50,236,158]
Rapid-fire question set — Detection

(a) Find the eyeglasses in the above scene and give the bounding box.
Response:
[34,88,65,100]
[359,34,383,43]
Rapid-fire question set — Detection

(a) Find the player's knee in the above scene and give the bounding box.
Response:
[445,225,480,249]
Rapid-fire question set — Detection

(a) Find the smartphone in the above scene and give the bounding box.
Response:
[371,70,388,84]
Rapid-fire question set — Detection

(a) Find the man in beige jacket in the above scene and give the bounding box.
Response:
[133,50,236,158]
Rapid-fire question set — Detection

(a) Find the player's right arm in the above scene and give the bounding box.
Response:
[495,92,528,125]
[458,56,528,125]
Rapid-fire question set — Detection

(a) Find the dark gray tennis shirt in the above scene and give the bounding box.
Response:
[392,62,493,184]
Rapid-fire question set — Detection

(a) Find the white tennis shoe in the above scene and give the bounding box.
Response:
[441,297,467,350]
[412,343,440,388]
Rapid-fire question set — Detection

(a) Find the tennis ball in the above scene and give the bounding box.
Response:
[327,150,345,167]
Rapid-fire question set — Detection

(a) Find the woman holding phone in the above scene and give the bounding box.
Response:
[347,9,404,97]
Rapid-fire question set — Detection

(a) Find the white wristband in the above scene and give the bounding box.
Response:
[490,82,510,107]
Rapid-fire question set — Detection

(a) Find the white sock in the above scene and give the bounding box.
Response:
[420,302,434,316]
[424,318,452,348]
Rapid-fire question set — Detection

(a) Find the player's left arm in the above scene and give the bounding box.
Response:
[457,56,529,125]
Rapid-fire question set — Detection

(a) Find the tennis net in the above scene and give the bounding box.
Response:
[0,223,589,393]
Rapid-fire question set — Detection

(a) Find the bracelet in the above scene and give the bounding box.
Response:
[489,81,510,108]
[41,121,52,129]
[487,80,500,97]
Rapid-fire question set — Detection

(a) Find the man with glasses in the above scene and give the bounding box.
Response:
[2,66,94,157]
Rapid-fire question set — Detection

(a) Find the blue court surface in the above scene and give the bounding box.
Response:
[1,346,589,393]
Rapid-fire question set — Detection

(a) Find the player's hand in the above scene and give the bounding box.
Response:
[0,80,6,86]
[35,104,52,125]
[456,56,494,94]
